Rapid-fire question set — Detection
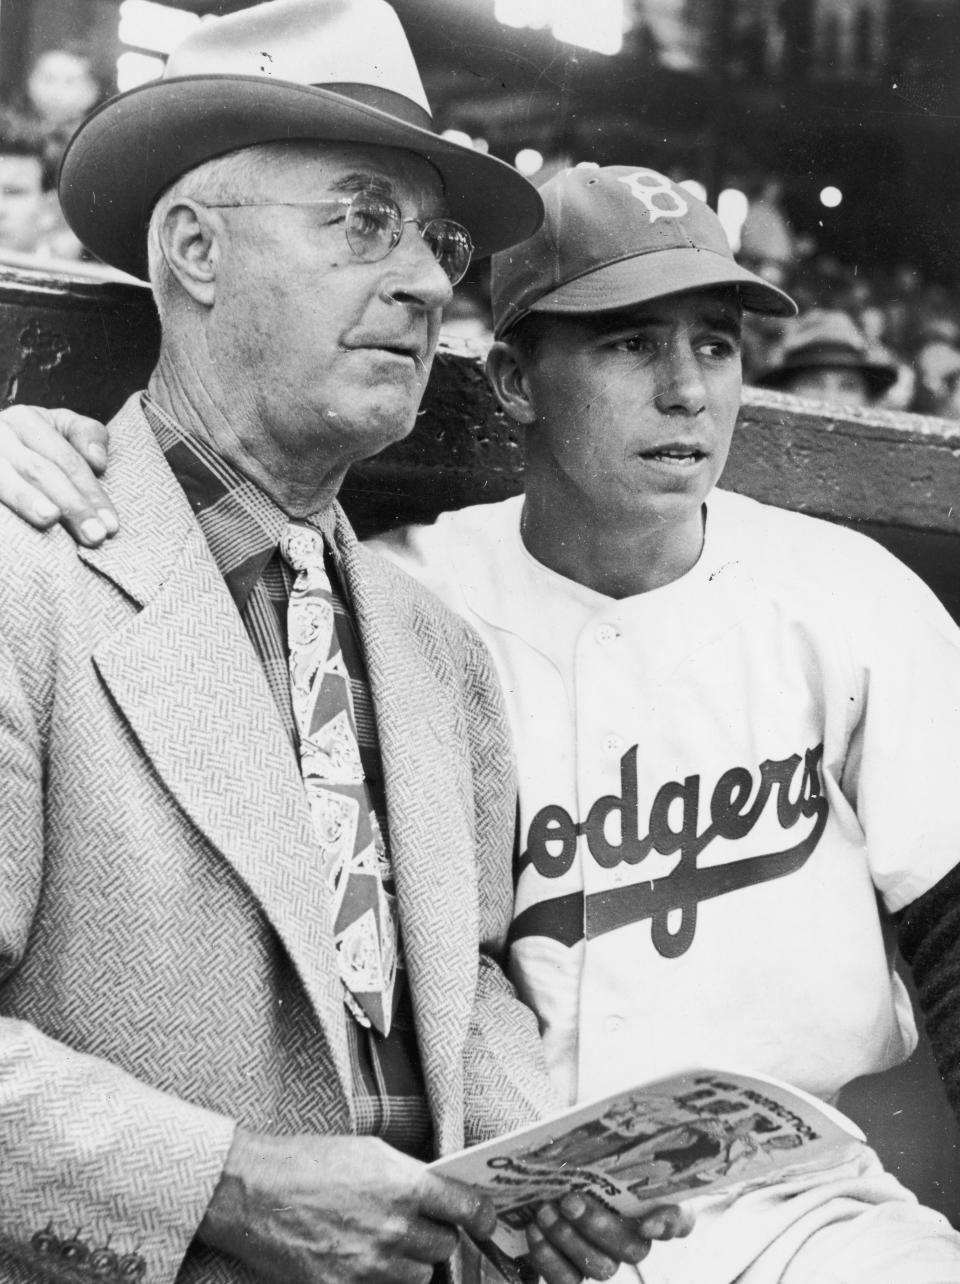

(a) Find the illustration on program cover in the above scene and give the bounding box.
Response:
[432,1069,864,1259]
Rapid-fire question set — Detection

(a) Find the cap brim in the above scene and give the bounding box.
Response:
[510,244,796,333]
[756,356,899,397]
[60,76,543,278]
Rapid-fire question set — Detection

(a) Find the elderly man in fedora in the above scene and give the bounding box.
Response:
[0,3,692,1283]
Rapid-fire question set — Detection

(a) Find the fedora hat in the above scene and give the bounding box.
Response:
[59,0,543,279]
[754,309,898,397]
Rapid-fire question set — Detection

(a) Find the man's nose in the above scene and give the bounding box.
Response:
[378,228,454,311]
[655,340,707,415]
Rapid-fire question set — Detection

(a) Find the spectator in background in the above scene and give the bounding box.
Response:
[738,177,795,289]
[18,42,112,262]
[752,308,898,408]
[856,303,916,409]
[0,109,58,260]
[25,43,107,151]
[912,337,960,420]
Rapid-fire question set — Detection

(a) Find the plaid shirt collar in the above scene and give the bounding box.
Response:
[141,392,336,606]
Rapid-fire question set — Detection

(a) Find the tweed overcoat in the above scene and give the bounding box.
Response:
[0,395,553,1284]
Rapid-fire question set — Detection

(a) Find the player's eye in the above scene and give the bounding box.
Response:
[699,336,741,359]
[612,333,656,354]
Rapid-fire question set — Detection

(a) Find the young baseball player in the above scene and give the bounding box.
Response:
[369,167,960,1282]
[3,166,960,1283]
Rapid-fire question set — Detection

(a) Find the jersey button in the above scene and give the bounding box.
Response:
[595,623,619,644]
[602,734,624,754]
[604,1014,626,1035]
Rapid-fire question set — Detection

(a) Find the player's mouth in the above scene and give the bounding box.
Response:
[638,443,707,466]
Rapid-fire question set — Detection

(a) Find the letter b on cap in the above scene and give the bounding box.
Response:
[619,170,688,223]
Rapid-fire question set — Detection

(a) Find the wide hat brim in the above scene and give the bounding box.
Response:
[500,244,796,338]
[754,349,899,397]
[59,75,544,279]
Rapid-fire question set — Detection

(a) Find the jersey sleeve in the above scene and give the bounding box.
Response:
[836,537,960,911]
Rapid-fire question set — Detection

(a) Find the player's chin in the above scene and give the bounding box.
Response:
[641,470,717,517]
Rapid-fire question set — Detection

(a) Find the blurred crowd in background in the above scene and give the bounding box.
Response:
[3,31,960,421]
[737,193,960,418]
[0,42,110,264]
[740,249,960,419]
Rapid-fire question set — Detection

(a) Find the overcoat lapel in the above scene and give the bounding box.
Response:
[76,398,353,1104]
[336,515,478,1146]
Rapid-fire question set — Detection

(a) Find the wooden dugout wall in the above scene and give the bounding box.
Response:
[1,264,958,1220]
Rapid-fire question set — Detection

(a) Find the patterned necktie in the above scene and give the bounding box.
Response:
[280,521,397,1035]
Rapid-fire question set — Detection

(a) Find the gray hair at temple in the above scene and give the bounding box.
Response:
[146,145,280,319]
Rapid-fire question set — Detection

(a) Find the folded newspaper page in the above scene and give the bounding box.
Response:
[432,1068,865,1270]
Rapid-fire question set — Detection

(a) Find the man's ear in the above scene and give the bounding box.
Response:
[158,198,220,306]
[485,341,537,425]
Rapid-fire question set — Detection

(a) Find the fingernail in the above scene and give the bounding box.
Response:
[526,1222,544,1245]
[536,1205,558,1229]
[80,517,107,543]
[34,498,59,521]
[98,507,119,534]
[560,1194,585,1219]
[642,1215,666,1238]
[87,444,107,468]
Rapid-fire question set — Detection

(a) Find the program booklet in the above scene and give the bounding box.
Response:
[431,1068,865,1279]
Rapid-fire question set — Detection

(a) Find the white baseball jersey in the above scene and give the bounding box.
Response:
[371,490,960,1110]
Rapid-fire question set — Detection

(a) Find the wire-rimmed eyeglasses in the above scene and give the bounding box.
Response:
[203,189,475,286]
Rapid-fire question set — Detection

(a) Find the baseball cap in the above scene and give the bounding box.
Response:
[491,164,797,340]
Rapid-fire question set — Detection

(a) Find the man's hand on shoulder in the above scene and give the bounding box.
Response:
[196,1128,496,1284]
[0,404,116,545]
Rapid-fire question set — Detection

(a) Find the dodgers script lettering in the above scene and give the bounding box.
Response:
[512,744,828,958]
